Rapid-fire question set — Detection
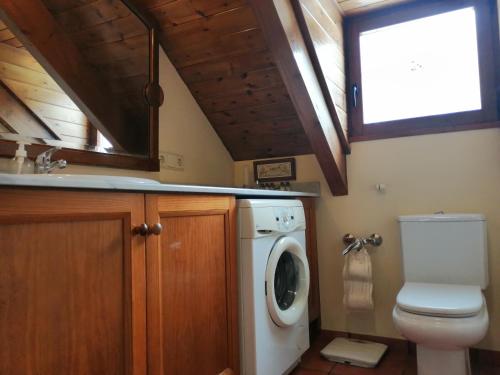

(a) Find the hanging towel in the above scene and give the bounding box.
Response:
[343,248,374,311]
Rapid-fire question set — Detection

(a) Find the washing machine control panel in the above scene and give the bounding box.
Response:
[274,207,297,231]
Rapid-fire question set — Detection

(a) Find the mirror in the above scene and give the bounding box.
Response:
[0,0,162,170]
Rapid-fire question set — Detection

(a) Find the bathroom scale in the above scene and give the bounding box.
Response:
[320,337,388,368]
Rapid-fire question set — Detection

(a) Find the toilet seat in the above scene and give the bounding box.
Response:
[396,282,483,318]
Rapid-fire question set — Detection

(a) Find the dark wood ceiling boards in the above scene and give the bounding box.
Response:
[41,0,150,131]
[133,0,312,160]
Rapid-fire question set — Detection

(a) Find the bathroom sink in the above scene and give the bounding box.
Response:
[0,173,160,188]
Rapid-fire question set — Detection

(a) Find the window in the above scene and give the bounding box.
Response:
[346,0,499,141]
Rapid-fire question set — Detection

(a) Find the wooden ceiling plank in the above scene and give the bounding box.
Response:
[293,0,350,153]
[249,0,348,195]
[68,14,148,48]
[55,0,131,33]
[80,33,149,63]
[189,66,283,99]
[0,0,143,152]
[0,43,46,74]
[159,5,257,47]
[41,0,94,13]
[147,0,246,28]
[207,100,297,127]
[178,49,275,84]
[339,0,411,15]
[164,28,267,68]
[0,82,57,139]
[199,85,291,113]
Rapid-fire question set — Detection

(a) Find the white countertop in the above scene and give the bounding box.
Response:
[0,173,319,198]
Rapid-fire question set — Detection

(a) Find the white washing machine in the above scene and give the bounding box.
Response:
[238,199,310,375]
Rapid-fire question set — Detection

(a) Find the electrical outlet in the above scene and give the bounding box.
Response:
[159,151,184,171]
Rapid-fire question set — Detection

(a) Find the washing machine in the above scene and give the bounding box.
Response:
[238,199,310,375]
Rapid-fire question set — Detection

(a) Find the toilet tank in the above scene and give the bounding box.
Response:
[398,214,488,289]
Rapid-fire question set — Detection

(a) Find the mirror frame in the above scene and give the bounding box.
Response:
[0,0,163,171]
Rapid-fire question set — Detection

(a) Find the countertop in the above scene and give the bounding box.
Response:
[0,173,319,198]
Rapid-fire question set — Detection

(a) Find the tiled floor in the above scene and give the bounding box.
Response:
[290,331,500,375]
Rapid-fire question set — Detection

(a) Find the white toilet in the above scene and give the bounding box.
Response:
[393,214,489,375]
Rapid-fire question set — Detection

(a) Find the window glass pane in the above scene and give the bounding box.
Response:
[359,7,482,124]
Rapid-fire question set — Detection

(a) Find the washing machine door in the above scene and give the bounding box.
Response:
[266,236,310,327]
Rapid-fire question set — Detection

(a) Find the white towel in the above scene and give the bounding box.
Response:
[343,248,374,311]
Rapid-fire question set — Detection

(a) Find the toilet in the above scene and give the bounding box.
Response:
[392,214,489,375]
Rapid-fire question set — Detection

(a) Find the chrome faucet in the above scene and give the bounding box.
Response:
[35,147,67,174]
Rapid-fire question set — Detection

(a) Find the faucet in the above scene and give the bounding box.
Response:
[35,147,67,174]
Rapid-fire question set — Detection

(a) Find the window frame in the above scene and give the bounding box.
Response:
[345,0,500,142]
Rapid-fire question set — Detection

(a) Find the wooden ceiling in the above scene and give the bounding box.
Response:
[134,0,313,161]
[337,0,411,15]
[0,21,93,147]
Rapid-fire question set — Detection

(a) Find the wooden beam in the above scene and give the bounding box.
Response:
[291,0,350,154]
[0,0,143,153]
[249,0,348,195]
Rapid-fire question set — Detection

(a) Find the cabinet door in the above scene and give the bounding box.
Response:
[146,195,239,375]
[0,189,147,375]
[300,198,321,323]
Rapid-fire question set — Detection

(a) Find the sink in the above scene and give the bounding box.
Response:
[0,173,160,188]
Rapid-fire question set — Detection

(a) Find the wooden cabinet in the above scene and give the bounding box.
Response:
[0,190,238,375]
[0,189,147,375]
[300,197,321,323]
[145,195,239,375]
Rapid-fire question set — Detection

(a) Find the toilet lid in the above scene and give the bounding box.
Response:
[397,282,483,317]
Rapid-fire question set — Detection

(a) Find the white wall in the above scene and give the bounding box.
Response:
[0,50,234,187]
[235,128,500,350]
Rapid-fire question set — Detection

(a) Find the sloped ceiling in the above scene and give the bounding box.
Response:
[133,0,313,161]
[337,0,412,15]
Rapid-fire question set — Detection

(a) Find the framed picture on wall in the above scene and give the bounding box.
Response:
[253,158,296,182]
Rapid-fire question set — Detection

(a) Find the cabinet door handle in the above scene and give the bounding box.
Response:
[133,223,149,236]
[148,223,163,236]
[218,369,234,375]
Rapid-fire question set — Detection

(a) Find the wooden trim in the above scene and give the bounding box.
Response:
[249,0,348,196]
[291,0,351,155]
[350,120,500,142]
[0,139,159,171]
[345,0,499,141]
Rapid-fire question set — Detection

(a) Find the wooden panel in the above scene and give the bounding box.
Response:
[0,189,147,375]
[293,0,350,153]
[0,42,93,142]
[338,0,412,15]
[145,195,239,375]
[148,0,247,28]
[0,84,54,138]
[300,197,321,323]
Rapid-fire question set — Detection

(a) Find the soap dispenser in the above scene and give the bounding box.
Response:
[6,141,34,174]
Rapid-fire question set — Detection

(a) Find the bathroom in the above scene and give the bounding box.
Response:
[0,0,499,374]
